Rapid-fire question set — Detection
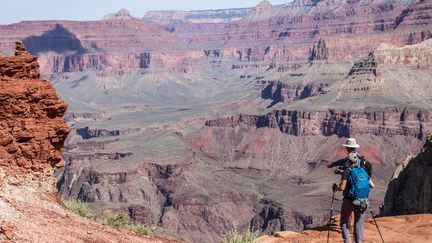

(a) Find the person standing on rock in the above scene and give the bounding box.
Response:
[327,138,373,231]
[332,138,375,243]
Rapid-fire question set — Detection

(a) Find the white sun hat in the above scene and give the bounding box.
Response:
[343,138,360,148]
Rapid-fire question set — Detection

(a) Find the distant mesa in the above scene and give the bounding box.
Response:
[23,24,86,55]
[143,8,253,24]
[102,8,137,20]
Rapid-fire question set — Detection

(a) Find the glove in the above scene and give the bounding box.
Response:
[334,169,343,175]
[332,183,338,192]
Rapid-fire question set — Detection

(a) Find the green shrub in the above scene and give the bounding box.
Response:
[124,223,152,236]
[105,213,152,236]
[63,199,93,219]
[220,226,258,243]
[105,213,130,228]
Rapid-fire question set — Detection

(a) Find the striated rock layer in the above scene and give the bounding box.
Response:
[0,0,431,76]
[205,108,431,139]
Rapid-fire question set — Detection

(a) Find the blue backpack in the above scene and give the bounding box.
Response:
[343,159,371,200]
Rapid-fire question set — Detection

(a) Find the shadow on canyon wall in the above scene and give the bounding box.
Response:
[23,24,86,54]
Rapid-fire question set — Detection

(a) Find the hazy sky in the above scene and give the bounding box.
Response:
[0,0,290,25]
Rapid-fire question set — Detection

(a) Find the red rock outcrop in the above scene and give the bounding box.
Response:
[0,43,68,174]
[0,41,40,79]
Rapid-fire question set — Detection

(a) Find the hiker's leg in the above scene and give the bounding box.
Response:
[353,208,366,243]
[340,198,354,243]
[348,212,354,232]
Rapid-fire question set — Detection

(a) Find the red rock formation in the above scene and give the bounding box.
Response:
[0,41,40,79]
[0,44,68,174]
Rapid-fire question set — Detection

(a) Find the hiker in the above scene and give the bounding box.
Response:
[327,138,374,231]
[332,138,375,243]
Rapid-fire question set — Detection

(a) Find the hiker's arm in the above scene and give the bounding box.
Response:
[337,168,350,191]
[338,180,347,191]
[327,158,345,168]
[369,179,375,188]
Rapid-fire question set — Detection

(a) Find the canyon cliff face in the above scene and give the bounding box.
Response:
[204,108,430,139]
[0,0,431,76]
[383,133,432,215]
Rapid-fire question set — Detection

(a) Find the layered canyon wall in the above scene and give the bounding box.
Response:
[0,0,431,76]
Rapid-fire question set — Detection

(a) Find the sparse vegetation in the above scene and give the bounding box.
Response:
[123,223,153,236]
[104,213,152,236]
[220,226,259,243]
[63,199,152,236]
[63,199,93,218]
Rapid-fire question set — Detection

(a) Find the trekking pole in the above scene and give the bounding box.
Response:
[369,209,385,243]
[327,188,336,243]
